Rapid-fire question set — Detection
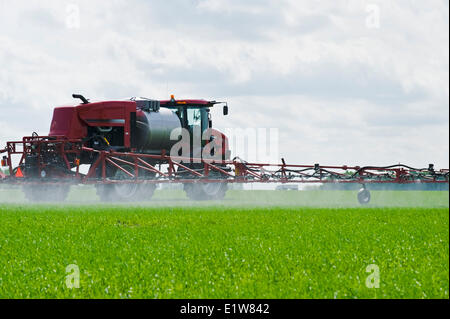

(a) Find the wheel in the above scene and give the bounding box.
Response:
[96,182,156,202]
[95,163,156,202]
[357,187,371,205]
[184,182,228,200]
[178,163,229,200]
[23,184,71,202]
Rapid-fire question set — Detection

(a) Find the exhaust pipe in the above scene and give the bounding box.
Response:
[72,94,89,104]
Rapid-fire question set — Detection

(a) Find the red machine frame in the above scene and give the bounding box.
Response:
[1,136,448,187]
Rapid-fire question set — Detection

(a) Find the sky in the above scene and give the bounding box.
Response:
[0,0,448,169]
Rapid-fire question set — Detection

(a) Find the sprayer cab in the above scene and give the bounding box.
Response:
[159,96,228,146]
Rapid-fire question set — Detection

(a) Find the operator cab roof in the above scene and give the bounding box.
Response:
[125,96,216,107]
[67,95,220,108]
[159,99,215,107]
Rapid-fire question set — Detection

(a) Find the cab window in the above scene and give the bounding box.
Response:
[187,108,202,128]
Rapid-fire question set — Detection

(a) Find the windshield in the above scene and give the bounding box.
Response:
[185,107,209,147]
[187,108,201,126]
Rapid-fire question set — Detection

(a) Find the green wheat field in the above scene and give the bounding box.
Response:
[0,188,448,299]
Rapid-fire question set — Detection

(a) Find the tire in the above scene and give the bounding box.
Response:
[95,163,156,202]
[184,182,228,200]
[23,184,71,202]
[96,182,156,202]
[178,163,229,200]
[357,188,371,205]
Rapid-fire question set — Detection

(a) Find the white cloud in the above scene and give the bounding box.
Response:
[0,0,448,168]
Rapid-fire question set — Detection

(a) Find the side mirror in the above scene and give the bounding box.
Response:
[223,105,229,116]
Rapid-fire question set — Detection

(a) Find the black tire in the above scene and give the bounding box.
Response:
[178,163,229,200]
[95,163,156,202]
[357,188,371,205]
[96,182,156,202]
[184,182,228,200]
[23,184,71,202]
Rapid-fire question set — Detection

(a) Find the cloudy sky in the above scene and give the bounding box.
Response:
[0,0,448,168]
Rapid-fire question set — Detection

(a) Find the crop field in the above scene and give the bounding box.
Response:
[0,189,448,299]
